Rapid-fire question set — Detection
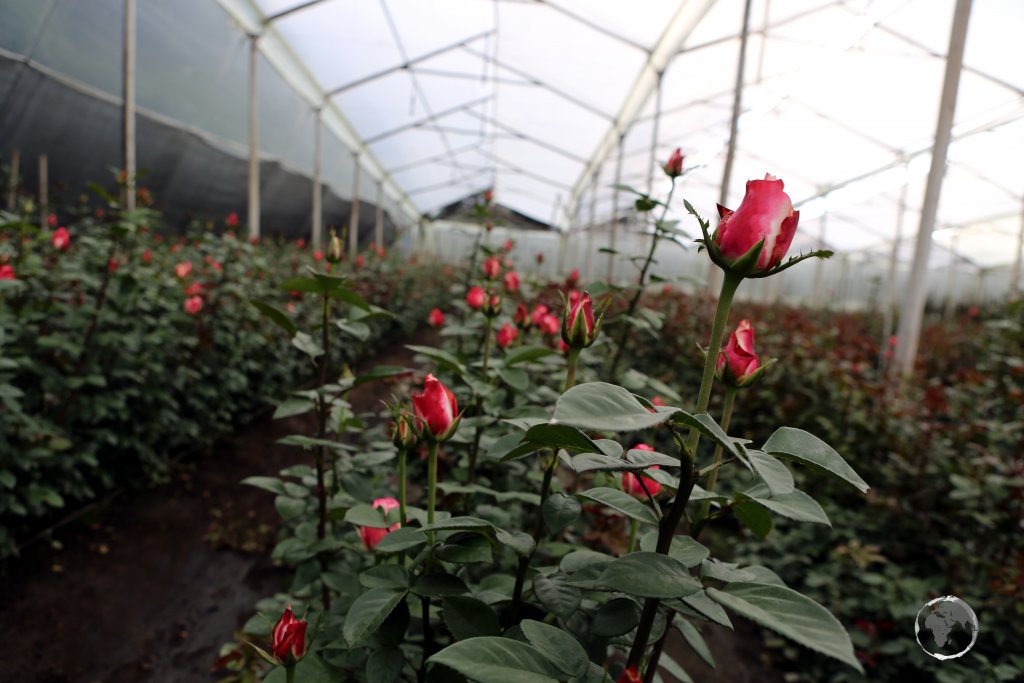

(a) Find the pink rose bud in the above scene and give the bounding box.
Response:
[496,322,518,349]
[558,339,570,354]
[561,291,598,349]
[226,212,239,227]
[713,174,799,273]
[482,256,501,279]
[296,238,306,249]
[313,250,324,262]
[47,213,57,228]
[355,254,366,269]
[142,249,152,264]
[503,270,520,291]
[622,465,662,497]
[503,239,513,252]
[184,295,203,315]
[428,308,445,328]
[270,606,307,662]
[530,304,549,327]
[514,303,530,328]
[716,319,761,387]
[52,227,71,252]
[175,261,193,279]
[483,292,502,318]
[0,264,15,280]
[185,282,203,297]
[536,252,545,265]
[466,286,486,310]
[358,497,401,549]
[539,313,560,336]
[412,373,459,441]
[662,148,684,178]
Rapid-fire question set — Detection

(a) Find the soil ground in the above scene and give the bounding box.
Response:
[0,338,779,683]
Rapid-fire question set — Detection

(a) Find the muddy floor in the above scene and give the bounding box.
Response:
[0,338,779,683]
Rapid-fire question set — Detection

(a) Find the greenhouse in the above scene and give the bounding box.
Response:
[0,0,1021,681]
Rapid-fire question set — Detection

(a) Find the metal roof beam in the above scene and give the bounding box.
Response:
[364,95,494,144]
[325,29,495,97]
[461,109,589,164]
[264,0,328,25]
[406,173,487,197]
[538,1,648,53]
[386,143,485,175]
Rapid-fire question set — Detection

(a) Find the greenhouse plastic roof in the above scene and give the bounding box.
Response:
[204,1,1019,271]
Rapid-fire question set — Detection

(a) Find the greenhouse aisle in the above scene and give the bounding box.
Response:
[0,340,424,683]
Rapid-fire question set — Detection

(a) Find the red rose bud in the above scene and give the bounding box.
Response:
[107,258,119,273]
[503,239,513,252]
[503,270,520,291]
[390,413,417,450]
[561,291,598,349]
[175,261,193,279]
[483,292,502,317]
[496,322,518,349]
[485,220,493,233]
[313,250,323,262]
[358,497,401,549]
[142,249,152,264]
[536,252,544,265]
[184,282,203,297]
[539,314,560,336]
[622,466,662,497]
[412,373,459,441]
[466,285,486,309]
[716,319,762,387]
[713,174,799,274]
[296,238,306,249]
[355,254,366,269]
[514,303,530,328]
[483,189,493,204]
[327,231,343,263]
[270,606,307,662]
[482,256,501,279]
[428,308,446,328]
[566,268,580,288]
[530,304,549,327]
[617,665,642,683]
[184,295,203,315]
[47,213,57,228]
[52,227,71,252]
[662,147,684,178]
[225,212,239,227]
[0,264,15,280]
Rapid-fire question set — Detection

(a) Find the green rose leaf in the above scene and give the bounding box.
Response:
[428,637,563,683]
[442,595,501,641]
[343,588,407,646]
[521,619,589,679]
[576,487,658,525]
[762,427,868,493]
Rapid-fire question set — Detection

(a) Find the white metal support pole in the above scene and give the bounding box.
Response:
[6,150,18,211]
[1011,194,1024,300]
[38,154,48,231]
[122,0,136,213]
[882,180,908,356]
[811,211,827,308]
[312,108,323,249]
[247,35,260,240]
[893,0,972,378]
[375,181,384,250]
[709,0,754,296]
[349,155,361,258]
[644,70,665,262]
[608,134,625,282]
[944,232,960,319]
[584,168,599,280]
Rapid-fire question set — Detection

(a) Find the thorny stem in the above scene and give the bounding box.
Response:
[608,178,678,378]
[627,269,741,672]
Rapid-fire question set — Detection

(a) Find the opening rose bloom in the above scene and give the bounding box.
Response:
[562,291,598,349]
[184,295,203,315]
[496,322,518,349]
[713,174,799,274]
[358,497,401,549]
[466,285,486,310]
[270,606,307,663]
[412,373,459,441]
[428,308,445,328]
[52,227,71,251]
[174,261,193,279]
[716,319,761,387]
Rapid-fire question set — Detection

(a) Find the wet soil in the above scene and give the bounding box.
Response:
[0,336,780,683]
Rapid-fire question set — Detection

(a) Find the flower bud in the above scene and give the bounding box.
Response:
[503,270,520,291]
[514,303,530,329]
[496,322,518,349]
[358,497,401,549]
[184,295,203,315]
[327,230,344,263]
[716,319,763,387]
[390,414,417,450]
[482,256,501,279]
[0,264,15,280]
[662,148,684,178]
[52,227,71,252]
[561,291,599,349]
[270,606,307,663]
[483,292,502,318]
[536,252,544,265]
[617,665,641,683]
[175,261,193,279]
[428,308,445,328]
[412,373,459,441]
[711,174,799,275]
[466,285,486,309]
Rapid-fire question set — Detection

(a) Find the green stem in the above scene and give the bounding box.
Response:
[608,179,677,378]
[626,269,742,671]
[697,388,737,523]
[508,452,558,625]
[286,662,296,683]
[427,441,439,547]
[627,518,640,554]
[398,446,408,527]
[481,318,493,378]
[316,291,332,610]
[565,347,581,392]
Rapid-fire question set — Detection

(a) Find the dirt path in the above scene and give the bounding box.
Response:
[0,339,422,683]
